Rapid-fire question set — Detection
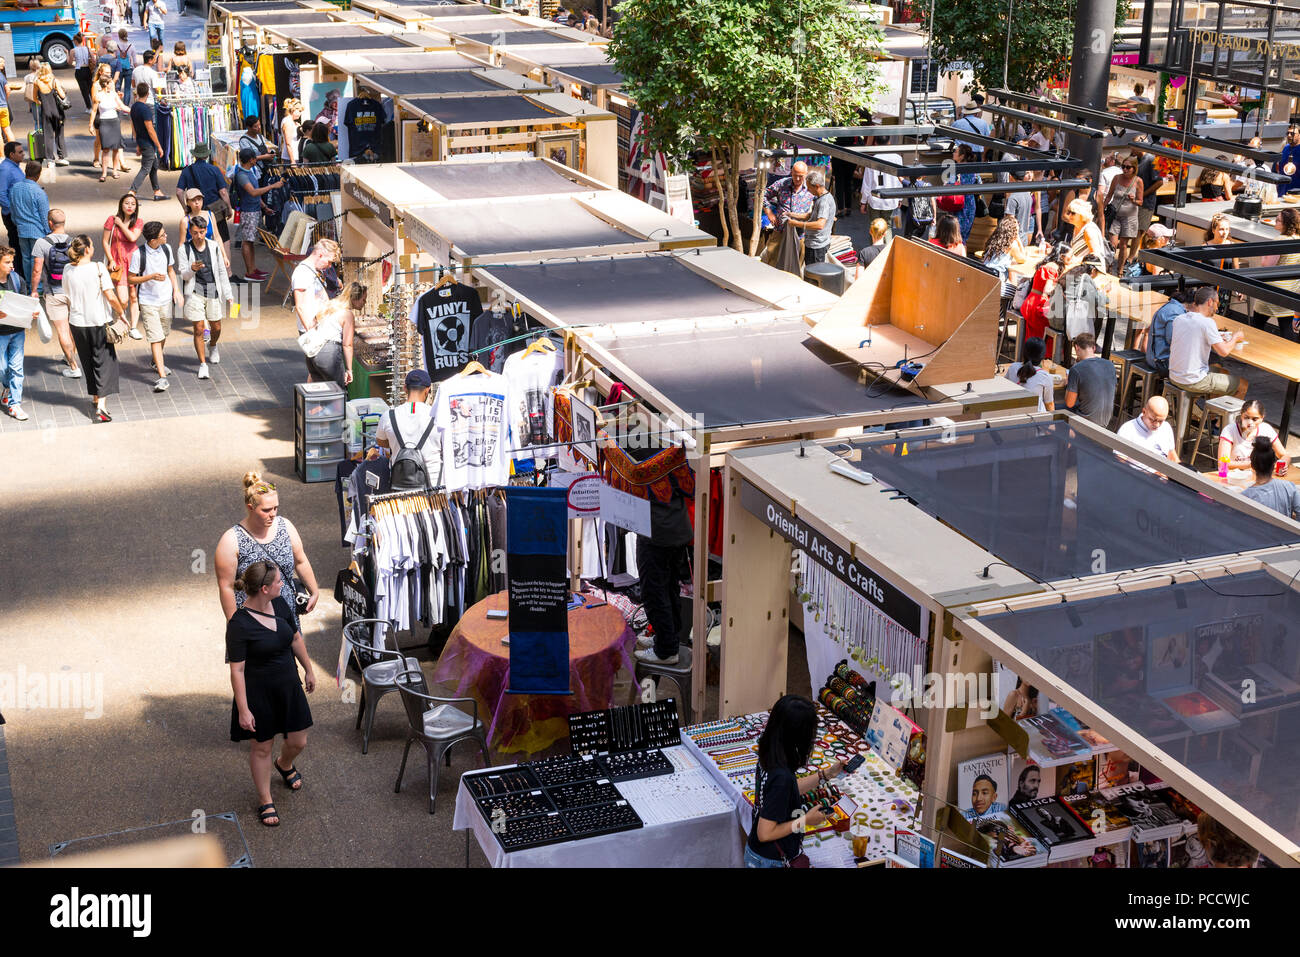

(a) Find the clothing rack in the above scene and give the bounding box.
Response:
[156,96,240,171]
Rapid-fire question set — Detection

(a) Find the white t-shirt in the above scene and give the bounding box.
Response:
[132,65,159,91]
[377,400,442,483]
[1168,310,1222,386]
[1005,362,1055,411]
[1118,415,1177,462]
[433,371,514,491]
[64,261,113,328]
[1099,165,1123,196]
[291,262,328,333]
[502,347,563,462]
[129,242,174,305]
[1221,418,1278,462]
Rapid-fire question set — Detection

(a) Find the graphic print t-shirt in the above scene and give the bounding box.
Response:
[410,282,484,381]
[468,306,523,373]
[343,97,384,159]
[433,371,513,490]
[502,346,563,463]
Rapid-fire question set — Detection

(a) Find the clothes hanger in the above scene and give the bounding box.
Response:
[434,271,456,289]
[522,337,557,357]
[460,360,487,376]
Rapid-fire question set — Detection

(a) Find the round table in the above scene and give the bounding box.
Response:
[431,591,636,755]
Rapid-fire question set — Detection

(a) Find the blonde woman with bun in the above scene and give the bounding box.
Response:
[215,472,320,634]
[226,558,315,828]
[280,98,304,162]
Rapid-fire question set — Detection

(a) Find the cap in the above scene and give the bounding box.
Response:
[238,146,257,164]
[1147,223,1174,239]
[405,369,432,390]
[184,187,203,201]
[191,143,210,159]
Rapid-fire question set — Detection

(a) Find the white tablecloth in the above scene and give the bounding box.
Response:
[452,746,743,868]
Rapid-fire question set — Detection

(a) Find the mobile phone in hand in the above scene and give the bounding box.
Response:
[843,753,866,774]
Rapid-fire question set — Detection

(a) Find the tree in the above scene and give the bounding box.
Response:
[927,0,1129,96]
[609,0,884,253]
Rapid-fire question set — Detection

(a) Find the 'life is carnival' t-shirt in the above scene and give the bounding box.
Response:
[410,282,484,382]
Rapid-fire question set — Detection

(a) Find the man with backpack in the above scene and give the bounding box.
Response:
[29,207,81,379]
[375,370,442,490]
[128,221,182,390]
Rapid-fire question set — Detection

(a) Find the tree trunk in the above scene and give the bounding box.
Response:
[722,141,744,252]
[749,161,769,258]
[710,145,731,250]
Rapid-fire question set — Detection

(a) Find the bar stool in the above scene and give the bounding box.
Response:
[1118,358,1163,419]
[1190,395,1244,468]
[1162,381,1200,457]
[1109,348,1144,416]
[635,646,694,726]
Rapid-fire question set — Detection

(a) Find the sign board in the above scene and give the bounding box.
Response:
[343,178,393,228]
[599,483,651,536]
[506,487,571,695]
[739,480,923,635]
[403,213,453,268]
[552,471,602,519]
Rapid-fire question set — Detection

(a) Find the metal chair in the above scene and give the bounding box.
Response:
[635,645,694,726]
[1191,395,1245,468]
[1108,348,1146,426]
[1162,380,1200,457]
[1118,357,1163,419]
[393,668,492,814]
[342,618,421,754]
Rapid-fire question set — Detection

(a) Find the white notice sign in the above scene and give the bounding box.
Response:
[599,483,651,536]
[552,472,602,519]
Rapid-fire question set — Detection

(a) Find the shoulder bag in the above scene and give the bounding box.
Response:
[98,263,131,344]
[242,521,313,615]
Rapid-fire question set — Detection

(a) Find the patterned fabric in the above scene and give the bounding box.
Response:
[764,175,813,228]
[233,518,300,631]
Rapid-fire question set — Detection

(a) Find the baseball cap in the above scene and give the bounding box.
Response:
[238,146,257,164]
[184,188,203,201]
[1147,223,1174,239]
[405,369,432,390]
[191,143,210,159]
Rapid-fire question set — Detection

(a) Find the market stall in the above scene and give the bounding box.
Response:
[363,68,550,102]
[316,49,491,81]
[1157,197,1297,245]
[721,411,1300,865]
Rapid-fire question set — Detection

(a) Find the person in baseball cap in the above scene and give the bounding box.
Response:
[405,369,432,390]
[370,368,442,484]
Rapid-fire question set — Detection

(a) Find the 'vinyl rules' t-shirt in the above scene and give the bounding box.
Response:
[410,282,484,381]
[343,97,384,158]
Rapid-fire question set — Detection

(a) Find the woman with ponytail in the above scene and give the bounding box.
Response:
[1004,336,1056,411]
[1241,436,1300,520]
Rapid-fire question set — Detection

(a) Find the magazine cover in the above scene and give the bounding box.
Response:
[866,699,919,770]
[901,729,926,791]
[995,661,1049,720]
[1131,836,1170,868]
[1105,783,1182,839]
[957,752,1009,821]
[1055,757,1097,797]
[1193,614,1266,683]
[1061,789,1133,844]
[1054,708,1112,753]
[1094,627,1147,700]
[1086,842,1128,868]
[1169,830,1213,868]
[1163,788,1204,830]
[1022,708,1091,763]
[1157,689,1239,733]
[894,828,936,868]
[1036,641,1094,697]
[1099,692,1187,742]
[1146,622,1193,696]
[973,811,1047,866]
[1009,795,1095,852]
[938,847,986,868]
[1007,752,1056,805]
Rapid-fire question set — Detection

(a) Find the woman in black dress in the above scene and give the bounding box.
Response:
[227,560,315,827]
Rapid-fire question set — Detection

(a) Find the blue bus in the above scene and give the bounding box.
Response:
[0,0,89,69]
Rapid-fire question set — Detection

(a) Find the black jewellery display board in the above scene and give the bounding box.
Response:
[738,480,923,636]
[567,700,682,756]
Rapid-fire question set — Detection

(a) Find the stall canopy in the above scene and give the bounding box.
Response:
[374,158,591,200]
[506,45,614,68]
[269,24,395,41]
[236,10,341,26]
[458,30,581,46]
[975,565,1300,854]
[212,0,305,11]
[293,33,424,52]
[366,69,545,97]
[321,51,488,74]
[548,63,624,90]
[846,418,1299,581]
[400,94,567,124]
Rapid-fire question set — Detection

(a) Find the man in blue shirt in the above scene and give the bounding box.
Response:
[1277,125,1300,193]
[1144,286,1192,376]
[952,96,992,157]
[8,161,49,289]
[0,141,27,278]
[175,143,232,258]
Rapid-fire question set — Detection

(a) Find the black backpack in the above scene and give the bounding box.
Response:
[44,236,71,286]
[389,413,439,490]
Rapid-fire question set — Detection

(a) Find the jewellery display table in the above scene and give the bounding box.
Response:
[452,746,742,868]
[432,591,637,755]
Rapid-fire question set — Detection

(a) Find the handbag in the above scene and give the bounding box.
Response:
[207,196,232,221]
[95,263,130,342]
[245,527,312,615]
[298,324,330,358]
[936,193,965,213]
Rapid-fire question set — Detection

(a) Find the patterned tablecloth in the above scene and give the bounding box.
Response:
[432,590,636,755]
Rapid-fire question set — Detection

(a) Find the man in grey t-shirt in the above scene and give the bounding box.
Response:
[1243,479,1300,519]
[788,169,837,264]
[1064,333,1117,426]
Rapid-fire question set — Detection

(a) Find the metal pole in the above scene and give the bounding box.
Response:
[1066,0,1118,174]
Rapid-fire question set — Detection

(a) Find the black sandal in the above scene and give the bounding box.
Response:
[258,803,280,827]
[275,762,303,790]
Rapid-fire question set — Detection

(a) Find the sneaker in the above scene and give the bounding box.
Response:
[246,271,268,282]
[198,362,210,380]
[62,366,82,378]
[636,634,655,650]
[8,404,27,420]
[153,376,169,392]
[209,345,220,364]
[55,158,70,166]
[128,328,143,340]
[635,647,679,666]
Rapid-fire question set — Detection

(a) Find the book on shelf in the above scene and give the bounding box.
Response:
[956,752,1010,821]
[1131,836,1171,868]
[938,847,986,868]
[1009,794,1097,862]
[1007,751,1055,806]
[1156,689,1239,734]
[1053,708,1113,754]
[1202,661,1300,716]
[1103,783,1183,842]
[894,828,935,868]
[1055,756,1097,797]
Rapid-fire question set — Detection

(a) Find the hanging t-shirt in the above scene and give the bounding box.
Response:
[410,282,483,381]
[129,242,174,305]
[468,306,523,374]
[502,346,563,463]
[343,96,383,159]
[433,371,514,490]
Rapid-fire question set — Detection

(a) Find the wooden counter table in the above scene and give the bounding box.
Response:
[1214,314,1300,439]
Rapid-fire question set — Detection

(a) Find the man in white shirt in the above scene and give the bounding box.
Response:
[1168,285,1248,399]
[1117,396,1180,464]
[374,369,442,487]
[132,49,160,95]
[291,239,337,334]
[128,221,182,389]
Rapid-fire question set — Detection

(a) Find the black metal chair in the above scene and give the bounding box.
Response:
[393,668,492,814]
[342,618,421,754]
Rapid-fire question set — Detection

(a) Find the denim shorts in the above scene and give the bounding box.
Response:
[743,844,784,868]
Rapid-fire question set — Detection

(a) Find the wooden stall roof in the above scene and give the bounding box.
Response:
[546,63,624,90]
[211,0,308,13]
[318,49,488,75]
[454,30,589,48]
[398,192,713,264]
[289,32,432,53]
[265,23,398,42]
[364,68,548,98]
[342,156,604,209]
[233,10,347,27]
[501,44,614,69]
[398,91,610,126]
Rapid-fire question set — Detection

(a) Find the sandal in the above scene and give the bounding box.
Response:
[275,761,303,790]
[257,803,280,827]
[98,174,106,182]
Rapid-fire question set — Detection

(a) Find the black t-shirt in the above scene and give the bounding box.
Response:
[130,100,153,144]
[747,764,802,861]
[1137,156,1161,211]
[225,596,297,674]
[186,239,216,293]
[1065,355,1117,426]
[467,306,524,374]
[343,97,383,158]
[858,243,885,269]
[410,282,484,381]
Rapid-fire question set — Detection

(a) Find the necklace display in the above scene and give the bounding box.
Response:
[567,700,682,755]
